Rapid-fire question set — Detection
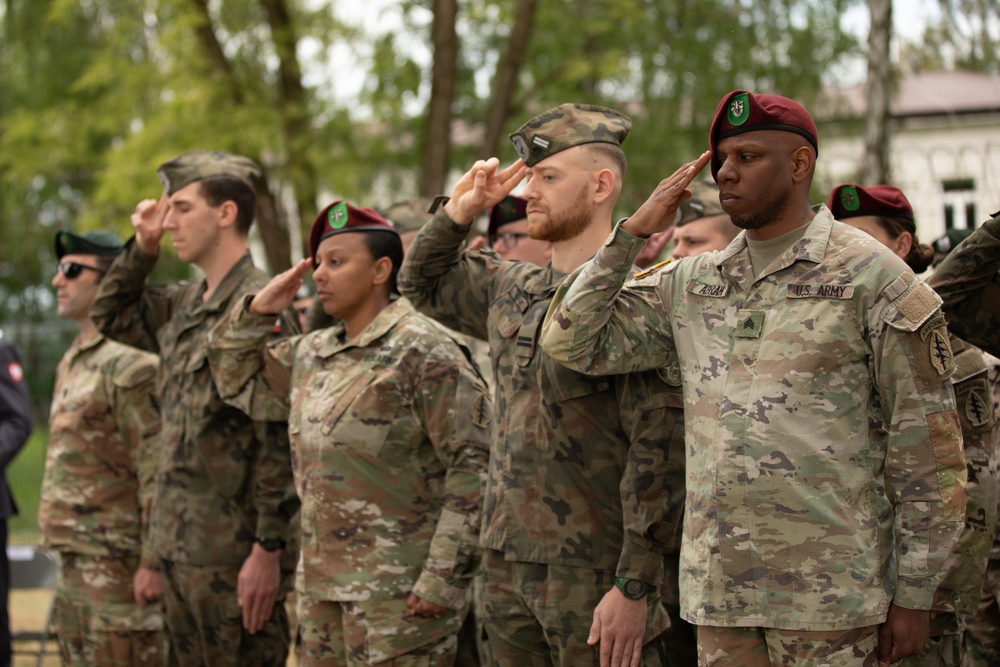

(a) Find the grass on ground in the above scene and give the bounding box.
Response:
[8,430,46,545]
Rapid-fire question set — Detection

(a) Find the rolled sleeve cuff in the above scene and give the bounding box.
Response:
[412,570,471,610]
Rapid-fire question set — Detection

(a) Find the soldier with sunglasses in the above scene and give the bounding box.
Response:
[39,230,166,666]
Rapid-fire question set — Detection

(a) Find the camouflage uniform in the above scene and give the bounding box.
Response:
[383,197,495,667]
[92,243,300,666]
[897,335,998,666]
[398,208,681,666]
[928,211,1000,356]
[928,212,1000,666]
[541,209,967,638]
[38,335,165,665]
[207,296,490,665]
[962,357,1000,665]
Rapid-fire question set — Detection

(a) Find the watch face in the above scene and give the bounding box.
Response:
[623,579,645,599]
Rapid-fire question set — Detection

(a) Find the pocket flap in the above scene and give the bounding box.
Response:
[365,611,460,663]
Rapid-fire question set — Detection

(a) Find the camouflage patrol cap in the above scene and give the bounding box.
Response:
[308,200,399,265]
[157,150,261,195]
[509,104,631,167]
[676,181,725,227]
[827,184,914,224]
[487,195,529,239]
[710,90,819,181]
[55,230,124,259]
[379,197,435,233]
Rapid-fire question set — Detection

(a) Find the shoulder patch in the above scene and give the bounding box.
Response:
[470,389,492,429]
[894,282,941,328]
[883,281,943,333]
[5,361,24,384]
[897,313,956,387]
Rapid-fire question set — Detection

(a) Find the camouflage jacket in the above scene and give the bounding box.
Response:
[38,335,160,568]
[990,356,1000,559]
[208,297,490,607]
[398,209,685,586]
[91,239,301,567]
[929,211,1000,358]
[541,207,967,630]
[930,334,998,628]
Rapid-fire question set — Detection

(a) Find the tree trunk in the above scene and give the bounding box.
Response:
[860,0,892,184]
[187,0,293,272]
[260,0,318,264]
[480,0,538,158]
[188,0,244,104]
[420,0,458,196]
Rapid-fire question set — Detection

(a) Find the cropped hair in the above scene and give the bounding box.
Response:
[587,142,628,179]
[198,175,257,236]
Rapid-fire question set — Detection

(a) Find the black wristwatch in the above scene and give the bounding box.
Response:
[614,577,654,600]
[256,537,286,552]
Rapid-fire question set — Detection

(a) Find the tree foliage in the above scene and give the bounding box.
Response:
[0,0,891,325]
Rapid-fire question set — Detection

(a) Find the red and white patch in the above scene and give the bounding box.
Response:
[7,362,24,383]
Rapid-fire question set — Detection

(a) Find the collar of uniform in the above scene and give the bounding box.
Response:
[314,297,415,358]
[521,264,567,295]
[715,206,834,282]
[66,332,107,362]
[199,253,257,312]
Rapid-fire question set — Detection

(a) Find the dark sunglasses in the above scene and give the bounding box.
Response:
[57,261,106,280]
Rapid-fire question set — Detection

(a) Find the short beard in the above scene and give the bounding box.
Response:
[729,191,789,231]
[528,186,593,243]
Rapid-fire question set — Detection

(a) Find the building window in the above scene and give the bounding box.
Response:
[942,179,976,230]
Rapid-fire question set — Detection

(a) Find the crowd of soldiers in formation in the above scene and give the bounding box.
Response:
[0,90,998,667]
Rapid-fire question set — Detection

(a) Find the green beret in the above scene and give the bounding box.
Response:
[509,103,631,167]
[55,230,124,259]
[157,150,261,195]
[676,181,725,227]
[380,198,435,233]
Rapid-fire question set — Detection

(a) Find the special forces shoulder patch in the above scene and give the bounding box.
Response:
[964,385,991,429]
[902,313,956,387]
[471,389,492,429]
[922,320,954,377]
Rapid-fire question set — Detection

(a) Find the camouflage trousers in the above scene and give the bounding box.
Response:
[696,624,879,667]
[480,549,669,667]
[295,590,464,666]
[964,557,1000,666]
[52,553,166,667]
[455,574,494,667]
[659,553,696,667]
[160,558,292,667]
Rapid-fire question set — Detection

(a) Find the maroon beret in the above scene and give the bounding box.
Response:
[308,201,398,264]
[487,195,529,239]
[827,184,914,223]
[709,90,819,181]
